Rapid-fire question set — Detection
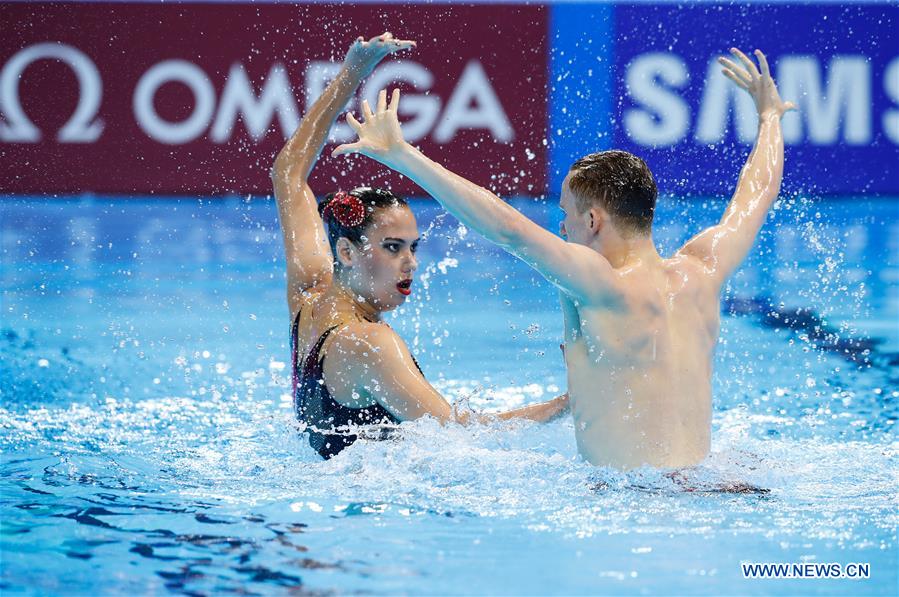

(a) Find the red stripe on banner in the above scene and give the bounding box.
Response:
[0,3,548,197]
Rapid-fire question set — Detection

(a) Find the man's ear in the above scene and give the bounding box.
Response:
[587,207,603,235]
[335,237,355,268]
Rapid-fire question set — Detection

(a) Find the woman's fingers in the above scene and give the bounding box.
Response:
[388,88,401,113]
[362,99,374,121]
[730,47,759,79]
[377,89,387,113]
[393,39,416,51]
[359,33,415,53]
[784,100,798,112]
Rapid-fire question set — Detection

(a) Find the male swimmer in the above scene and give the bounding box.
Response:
[333,48,795,470]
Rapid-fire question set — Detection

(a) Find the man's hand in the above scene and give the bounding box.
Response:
[719,48,796,118]
[343,33,416,79]
[332,88,408,163]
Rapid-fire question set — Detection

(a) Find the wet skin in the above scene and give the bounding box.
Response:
[335,48,794,469]
[556,177,718,468]
[271,33,568,429]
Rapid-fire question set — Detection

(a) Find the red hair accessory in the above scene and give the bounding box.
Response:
[323,191,366,227]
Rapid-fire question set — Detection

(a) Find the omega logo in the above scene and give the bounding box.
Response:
[0,42,104,143]
[2,42,515,147]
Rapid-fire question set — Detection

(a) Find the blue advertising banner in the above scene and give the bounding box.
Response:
[549,2,898,197]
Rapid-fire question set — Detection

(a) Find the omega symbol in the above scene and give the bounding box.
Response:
[0,42,104,143]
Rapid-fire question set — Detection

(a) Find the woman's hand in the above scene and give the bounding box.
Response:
[495,393,570,423]
[343,32,416,78]
[332,88,409,165]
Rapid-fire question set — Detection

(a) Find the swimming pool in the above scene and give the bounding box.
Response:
[1,195,896,595]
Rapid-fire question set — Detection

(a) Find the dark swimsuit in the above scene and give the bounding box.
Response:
[291,304,413,459]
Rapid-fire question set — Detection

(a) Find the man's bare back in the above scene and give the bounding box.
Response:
[562,253,721,468]
[334,47,795,469]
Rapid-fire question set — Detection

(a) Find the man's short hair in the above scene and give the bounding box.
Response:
[568,150,658,236]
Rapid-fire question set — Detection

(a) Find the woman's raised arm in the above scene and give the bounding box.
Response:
[271,33,415,315]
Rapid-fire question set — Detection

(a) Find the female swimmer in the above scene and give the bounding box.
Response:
[272,33,568,458]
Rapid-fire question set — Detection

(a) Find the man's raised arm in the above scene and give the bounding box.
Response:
[678,48,796,284]
[332,89,611,301]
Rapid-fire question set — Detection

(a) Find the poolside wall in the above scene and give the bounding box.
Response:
[1,1,897,197]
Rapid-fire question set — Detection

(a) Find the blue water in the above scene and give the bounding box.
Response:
[1,196,896,595]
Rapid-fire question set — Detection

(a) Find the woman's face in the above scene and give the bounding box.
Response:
[343,206,420,311]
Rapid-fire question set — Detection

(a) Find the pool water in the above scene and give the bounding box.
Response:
[1,196,896,595]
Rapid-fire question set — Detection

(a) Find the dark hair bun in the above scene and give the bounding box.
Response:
[319,187,409,265]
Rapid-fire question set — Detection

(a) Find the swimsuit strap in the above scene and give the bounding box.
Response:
[291,296,342,381]
[290,308,302,395]
[291,298,339,392]
[303,324,342,374]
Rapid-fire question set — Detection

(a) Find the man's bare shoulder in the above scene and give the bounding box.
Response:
[664,252,706,271]
[665,253,722,288]
[599,255,716,308]
[561,242,628,301]
[672,235,736,289]
[658,255,724,312]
